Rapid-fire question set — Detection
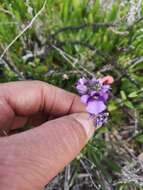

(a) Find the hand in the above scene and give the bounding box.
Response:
[0,80,95,190]
[0,76,113,190]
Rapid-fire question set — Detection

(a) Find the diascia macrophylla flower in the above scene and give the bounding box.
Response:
[76,76,113,128]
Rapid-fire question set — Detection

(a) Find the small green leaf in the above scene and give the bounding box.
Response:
[128,91,138,98]
[120,90,127,100]
[108,101,118,111]
[124,101,134,109]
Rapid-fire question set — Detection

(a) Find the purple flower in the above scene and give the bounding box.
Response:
[76,76,112,128]
[81,91,106,114]
[76,77,88,95]
[78,77,88,85]
[95,112,109,127]
[89,78,100,86]
[102,85,110,92]
[86,100,106,115]
[76,84,88,95]
[99,91,109,102]
[81,94,89,104]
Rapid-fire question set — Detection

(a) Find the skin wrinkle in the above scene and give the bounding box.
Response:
[31,116,83,163]
[0,141,46,190]
[44,117,84,158]
[37,119,85,181]
[51,118,80,156]
[42,83,83,117]
[70,115,88,140]
[0,98,15,135]
[5,81,41,116]
[14,160,48,190]
[66,127,82,154]
[38,82,49,113]
[0,82,48,131]
[1,138,39,168]
[11,113,48,131]
[5,85,20,116]
[10,129,59,165]
[5,173,34,190]
[0,154,35,190]
[22,83,71,126]
[46,85,57,116]
[66,93,77,115]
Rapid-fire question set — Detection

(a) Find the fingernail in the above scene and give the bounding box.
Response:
[72,113,95,141]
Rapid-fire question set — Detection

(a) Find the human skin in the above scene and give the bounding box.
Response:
[0,77,113,190]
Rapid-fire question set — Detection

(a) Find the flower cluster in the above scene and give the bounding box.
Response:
[76,76,113,128]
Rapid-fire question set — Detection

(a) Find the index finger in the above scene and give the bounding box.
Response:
[0,80,85,118]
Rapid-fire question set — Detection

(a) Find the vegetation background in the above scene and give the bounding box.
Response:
[0,0,143,189]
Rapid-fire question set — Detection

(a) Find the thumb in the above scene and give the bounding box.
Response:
[0,113,95,190]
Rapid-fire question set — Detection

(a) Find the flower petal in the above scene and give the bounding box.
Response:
[78,77,87,85]
[99,92,109,102]
[86,100,106,114]
[102,85,110,92]
[95,112,109,127]
[90,90,98,96]
[81,95,89,104]
[76,84,87,95]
